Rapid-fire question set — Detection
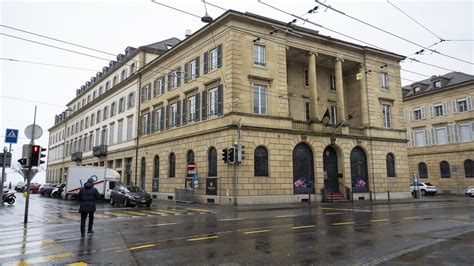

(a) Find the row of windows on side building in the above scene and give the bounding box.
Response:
[418,160,474,178]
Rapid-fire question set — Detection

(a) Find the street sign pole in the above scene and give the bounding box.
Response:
[0,147,7,199]
[24,106,37,225]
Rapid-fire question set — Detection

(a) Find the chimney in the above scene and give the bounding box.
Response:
[185,29,192,38]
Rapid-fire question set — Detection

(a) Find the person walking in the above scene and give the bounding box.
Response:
[78,178,99,237]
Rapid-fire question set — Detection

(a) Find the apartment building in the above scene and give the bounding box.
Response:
[46,38,180,183]
[135,11,409,204]
[403,72,474,193]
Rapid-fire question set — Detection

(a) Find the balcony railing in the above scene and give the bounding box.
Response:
[71,152,82,162]
[93,145,108,157]
[292,120,310,131]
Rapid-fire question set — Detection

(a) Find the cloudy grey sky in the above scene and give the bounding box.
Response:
[1,0,473,185]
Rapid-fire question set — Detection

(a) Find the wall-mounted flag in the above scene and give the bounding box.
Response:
[321,108,331,127]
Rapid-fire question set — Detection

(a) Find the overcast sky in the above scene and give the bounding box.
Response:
[1,0,473,185]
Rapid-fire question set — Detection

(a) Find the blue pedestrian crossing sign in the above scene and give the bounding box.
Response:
[5,128,19,144]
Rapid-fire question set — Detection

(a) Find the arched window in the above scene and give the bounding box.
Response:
[386,153,396,177]
[418,162,428,178]
[140,157,146,189]
[169,153,176,178]
[187,150,194,163]
[208,147,217,177]
[254,146,269,176]
[440,161,450,178]
[465,159,474,178]
[153,155,160,179]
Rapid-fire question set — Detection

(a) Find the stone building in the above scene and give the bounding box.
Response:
[46,38,180,183]
[136,11,410,205]
[402,72,474,193]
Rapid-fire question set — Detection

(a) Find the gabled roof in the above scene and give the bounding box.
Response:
[402,72,474,98]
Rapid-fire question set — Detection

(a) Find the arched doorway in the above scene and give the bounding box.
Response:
[350,147,369,192]
[323,146,339,192]
[292,143,314,194]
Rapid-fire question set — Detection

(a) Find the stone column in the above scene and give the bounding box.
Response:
[358,64,369,126]
[335,58,345,123]
[308,52,319,120]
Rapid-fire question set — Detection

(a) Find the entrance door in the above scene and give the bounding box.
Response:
[350,147,369,192]
[292,143,315,194]
[323,146,339,192]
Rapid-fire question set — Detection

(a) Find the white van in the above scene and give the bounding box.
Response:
[65,166,120,200]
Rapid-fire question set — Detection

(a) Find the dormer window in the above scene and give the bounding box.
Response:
[413,86,421,94]
[434,80,442,89]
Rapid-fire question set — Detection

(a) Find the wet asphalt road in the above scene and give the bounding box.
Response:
[0,194,473,265]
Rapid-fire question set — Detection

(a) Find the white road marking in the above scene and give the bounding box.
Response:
[275,215,297,218]
[146,223,177,227]
[219,218,243,222]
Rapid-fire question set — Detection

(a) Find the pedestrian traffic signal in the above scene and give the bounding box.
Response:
[222,148,228,163]
[228,147,236,164]
[30,145,46,166]
[18,158,28,166]
[237,144,245,163]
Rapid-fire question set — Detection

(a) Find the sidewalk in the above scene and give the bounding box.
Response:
[153,195,469,213]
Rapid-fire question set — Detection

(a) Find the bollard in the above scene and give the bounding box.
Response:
[351,190,354,204]
[23,191,27,198]
[387,190,390,203]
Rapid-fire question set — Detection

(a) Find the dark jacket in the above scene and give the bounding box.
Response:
[78,182,100,213]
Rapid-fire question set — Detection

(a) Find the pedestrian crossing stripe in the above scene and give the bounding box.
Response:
[103,211,129,217]
[140,210,170,216]
[62,213,81,222]
[122,211,148,216]
[155,209,183,215]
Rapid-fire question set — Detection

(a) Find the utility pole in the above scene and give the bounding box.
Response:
[233,119,243,206]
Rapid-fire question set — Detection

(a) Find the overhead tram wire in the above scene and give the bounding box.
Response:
[0,24,118,57]
[0,58,99,72]
[0,33,114,62]
[0,95,68,108]
[314,0,473,65]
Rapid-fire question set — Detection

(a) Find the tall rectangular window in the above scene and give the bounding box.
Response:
[170,102,178,127]
[305,102,310,121]
[253,44,266,66]
[382,104,392,128]
[434,104,444,117]
[109,123,115,145]
[330,105,337,125]
[209,87,218,117]
[459,123,472,142]
[155,108,162,131]
[189,96,196,122]
[380,72,388,90]
[141,113,149,135]
[329,74,336,91]
[434,80,442,88]
[189,59,197,80]
[117,119,123,143]
[95,129,100,146]
[413,109,422,120]
[126,115,133,141]
[253,84,267,115]
[210,48,218,70]
[304,69,309,86]
[436,127,447,144]
[415,130,425,147]
[458,99,468,112]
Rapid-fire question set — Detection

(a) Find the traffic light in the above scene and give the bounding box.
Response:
[228,147,236,164]
[30,145,46,166]
[237,144,245,163]
[222,148,228,163]
[18,158,28,167]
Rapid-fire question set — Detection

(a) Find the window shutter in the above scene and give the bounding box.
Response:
[153,79,158,97]
[176,100,181,127]
[195,93,200,122]
[467,96,472,111]
[431,127,436,145]
[217,44,223,68]
[454,124,460,142]
[160,107,165,131]
[408,131,412,147]
[151,110,156,133]
[182,98,187,125]
[184,63,189,83]
[195,56,200,77]
[201,90,207,121]
[424,129,429,146]
[167,72,172,90]
[410,131,415,147]
[409,108,413,121]
[147,84,151,100]
[217,84,223,116]
[429,104,434,118]
[442,102,448,115]
[203,51,209,74]
[446,125,452,143]
[379,73,383,89]
[176,67,181,87]
[421,106,425,119]
[165,105,170,130]
[452,99,458,113]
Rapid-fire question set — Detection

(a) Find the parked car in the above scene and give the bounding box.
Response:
[15,182,26,192]
[29,183,41,193]
[51,183,66,198]
[410,182,437,196]
[40,183,60,197]
[110,183,152,207]
[464,186,474,196]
